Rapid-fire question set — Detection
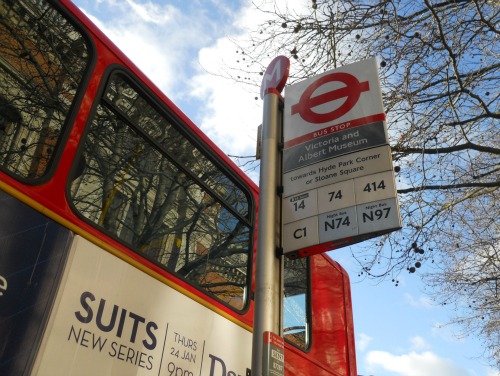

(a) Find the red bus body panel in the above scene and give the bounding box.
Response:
[285,255,357,376]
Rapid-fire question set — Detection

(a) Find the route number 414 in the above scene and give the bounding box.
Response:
[363,180,386,193]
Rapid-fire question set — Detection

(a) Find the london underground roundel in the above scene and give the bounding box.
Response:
[284,58,385,144]
[291,72,370,124]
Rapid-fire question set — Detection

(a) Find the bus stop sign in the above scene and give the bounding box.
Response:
[282,58,402,258]
[260,56,290,99]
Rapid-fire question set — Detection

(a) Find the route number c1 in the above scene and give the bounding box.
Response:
[294,227,307,239]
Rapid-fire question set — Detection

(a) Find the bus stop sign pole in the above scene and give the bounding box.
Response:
[252,56,290,376]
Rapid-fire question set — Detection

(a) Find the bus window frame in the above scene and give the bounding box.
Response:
[67,65,255,314]
[98,72,252,223]
[0,0,96,185]
[283,257,312,353]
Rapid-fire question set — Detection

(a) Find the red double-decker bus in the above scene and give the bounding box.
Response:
[0,1,356,375]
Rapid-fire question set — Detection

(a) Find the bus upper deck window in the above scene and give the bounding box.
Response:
[70,73,252,311]
[0,0,90,180]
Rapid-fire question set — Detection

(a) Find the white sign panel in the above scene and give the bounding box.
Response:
[319,206,358,242]
[283,170,401,255]
[357,197,401,234]
[282,59,401,257]
[283,145,393,197]
[317,179,356,213]
[283,216,319,252]
[354,170,397,204]
[32,236,252,376]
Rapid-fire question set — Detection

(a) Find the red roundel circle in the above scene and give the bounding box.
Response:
[291,72,370,124]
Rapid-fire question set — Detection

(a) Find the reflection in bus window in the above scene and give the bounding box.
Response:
[103,75,250,219]
[0,0,89,179]
[70,74,251,310]
[284,258,310,350]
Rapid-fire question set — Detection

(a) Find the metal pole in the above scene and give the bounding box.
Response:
[252,91,282,376]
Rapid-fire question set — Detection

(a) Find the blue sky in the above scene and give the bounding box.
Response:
[72,1,499,375]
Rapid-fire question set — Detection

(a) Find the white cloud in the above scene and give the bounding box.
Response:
[190,38,263,157]
[431,321,467,345]
[356,332,373,352]
[365,350,473,376]
[187,1,276,165]
[487,368,500,376]
[409,335,429,351]
[124,0,178,25]
[404,292,434,309]
[78,0,217,99]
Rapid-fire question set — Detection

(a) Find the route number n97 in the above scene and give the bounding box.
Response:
[362,207,391,223]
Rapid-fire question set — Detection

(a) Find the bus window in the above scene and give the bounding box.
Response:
[0,0,90,180]
[101,74,250,219]
[284,257,310,350]
[70,73,252,310]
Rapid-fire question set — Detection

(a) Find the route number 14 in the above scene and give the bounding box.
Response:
[294,200,305,211]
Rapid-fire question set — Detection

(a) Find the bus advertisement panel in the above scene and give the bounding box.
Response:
[32,236,252,376]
